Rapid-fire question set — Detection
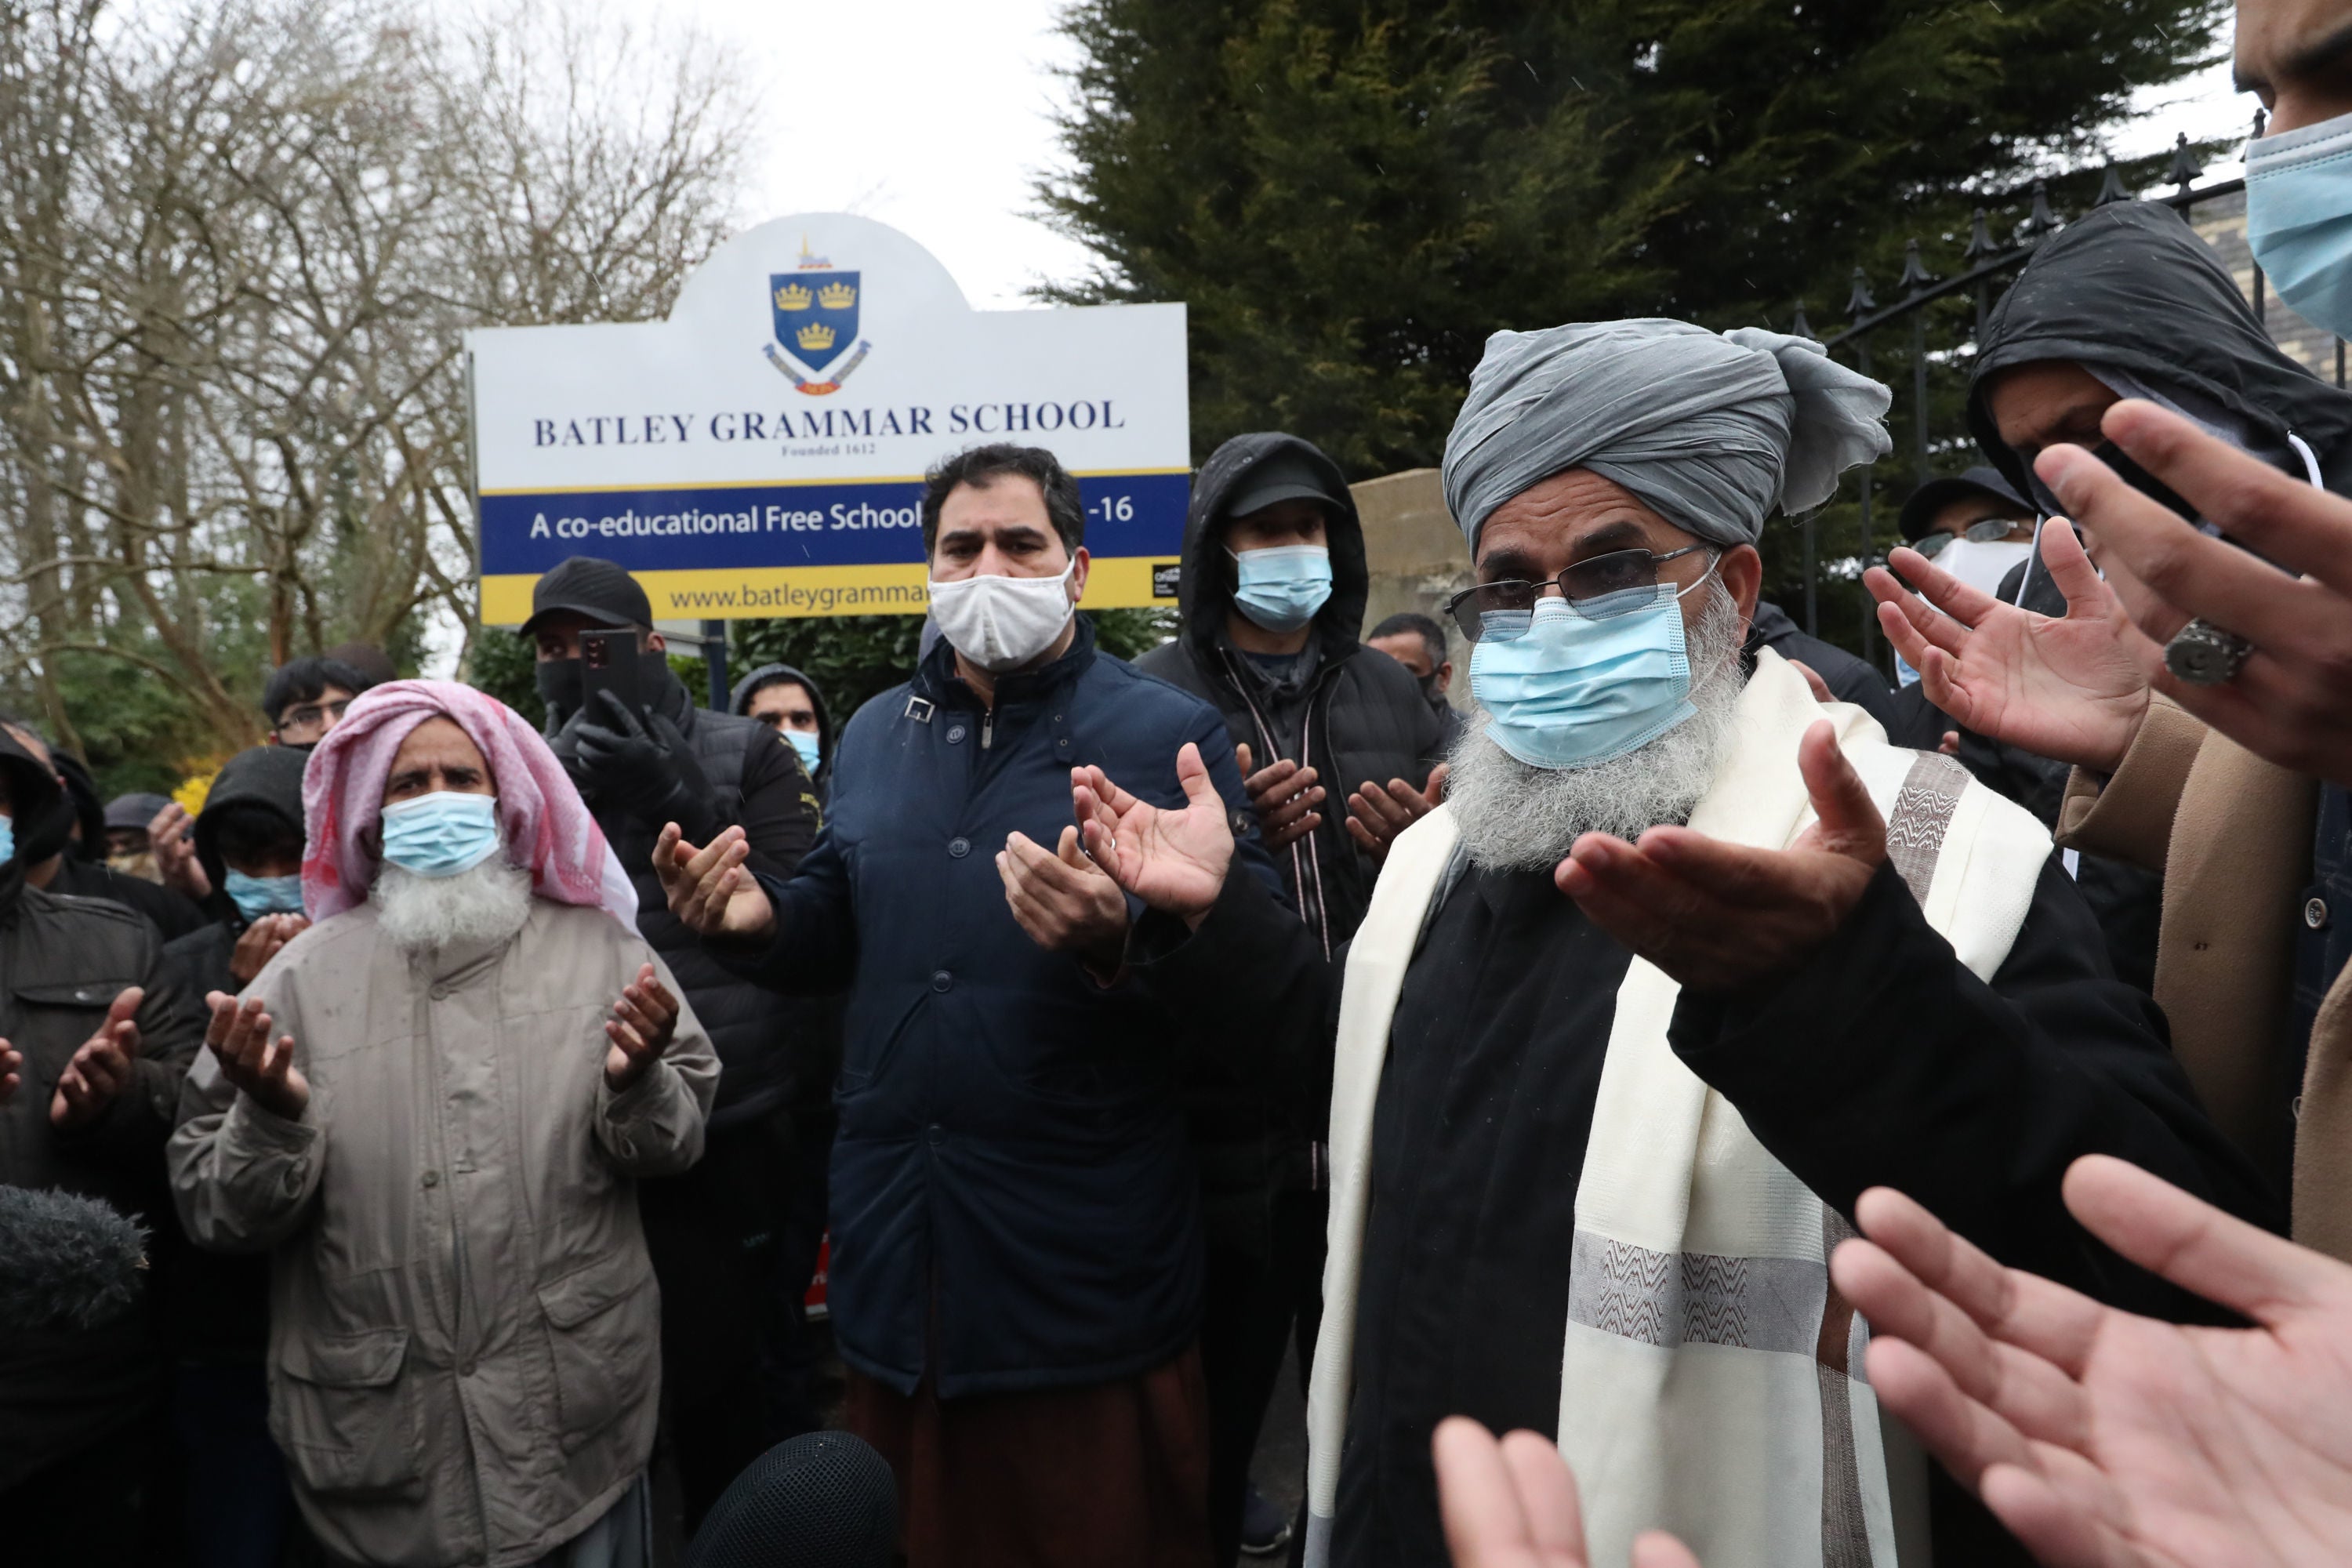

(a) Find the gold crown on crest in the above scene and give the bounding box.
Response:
[796,321,837,351]
[817,281,857,310]
[774,282,813,310]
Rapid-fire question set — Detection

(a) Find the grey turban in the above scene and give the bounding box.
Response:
[1440,318,1893,553]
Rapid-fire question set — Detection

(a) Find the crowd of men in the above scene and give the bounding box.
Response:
[6,0,2352,1565]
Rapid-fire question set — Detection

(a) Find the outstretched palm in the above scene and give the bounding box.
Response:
[1864,523,2161,773]
[1832,1156,2352,1568]
[1072,742,1234,924]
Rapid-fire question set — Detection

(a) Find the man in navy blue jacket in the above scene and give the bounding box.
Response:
[655,441,1279,1568]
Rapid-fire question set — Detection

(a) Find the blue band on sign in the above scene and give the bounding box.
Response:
[477,473,1189,576]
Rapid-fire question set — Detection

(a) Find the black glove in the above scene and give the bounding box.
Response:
[572,690,724,840]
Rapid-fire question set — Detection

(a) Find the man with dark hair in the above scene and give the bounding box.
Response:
[1366,610,1464,753]
[260,656,370,749]
[1136,433,1442,1563]
[103,792,172,882]
[523,553,826,1528]
[0,725,205,1565]
[657,440,1282,1568]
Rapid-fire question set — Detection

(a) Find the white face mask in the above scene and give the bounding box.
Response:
[1933,536,2034,599]
[927,560,1077,673]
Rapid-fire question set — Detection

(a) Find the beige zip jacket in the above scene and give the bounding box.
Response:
[169,897,717,1568]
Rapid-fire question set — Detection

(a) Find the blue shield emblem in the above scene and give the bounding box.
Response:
[771,270,858,373]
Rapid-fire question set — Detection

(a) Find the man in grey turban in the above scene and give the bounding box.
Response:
[999,318,2273,1568]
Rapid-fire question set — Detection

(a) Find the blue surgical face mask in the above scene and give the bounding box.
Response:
[783,728,822,775]
[1229,544,1334,633]
[2248,107,2352,340]
[224,869,306,923]
[1468,572,1712,771]
[379,792,502,878]
[0,812,13,867]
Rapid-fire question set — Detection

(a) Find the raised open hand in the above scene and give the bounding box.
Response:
[1555,720,1885,994]
[604,963,680,1091]
[1865,522,2162,773]
[655,822,779,942]
[1433,1418,1702,1568]
[998,824,1130,976]
[1345,765,1449,863]
[49,987,143,1131]
[2037,399,2352,788]
[148,800,209,899]
[230,913,310,985]
[1235,741,1323,853]
[1072,742,1235,927]
[1831,1155,2352,1568]
[204,990,308,1121]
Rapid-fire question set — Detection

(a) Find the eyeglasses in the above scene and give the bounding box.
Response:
[1913,517,2022,558]
[1446,545,1715,643]
[278,698,351,735]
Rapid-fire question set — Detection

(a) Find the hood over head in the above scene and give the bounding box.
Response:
[1968,202,2352,503]
[193,744,310,894]
[729,662,835,763]
[1175,432,1367,662]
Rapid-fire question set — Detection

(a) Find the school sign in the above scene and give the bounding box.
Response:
[467,214,1189,623]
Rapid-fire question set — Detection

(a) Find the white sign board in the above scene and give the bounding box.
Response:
[467,213,1189,622]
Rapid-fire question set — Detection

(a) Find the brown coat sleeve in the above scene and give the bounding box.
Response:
[2055,695,2209,872]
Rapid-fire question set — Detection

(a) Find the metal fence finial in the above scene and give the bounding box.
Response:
[1846,266,1876,319]
[2255,107,2269,140]
[1898,238,1935,293]
[2168,131,2204,193]
[1963,206,1997,263]
[2020,178,2060,243]
[1790,300,1817,340]
[2095,161,2131,205]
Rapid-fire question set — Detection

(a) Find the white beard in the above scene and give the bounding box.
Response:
[372,858,535,954]
[1446,585,1749,873]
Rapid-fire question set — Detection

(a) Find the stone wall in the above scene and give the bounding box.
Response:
[1348,466,1475,702]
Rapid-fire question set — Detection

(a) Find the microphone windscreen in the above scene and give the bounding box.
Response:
[0,1185,148,1332]
[685,1430,898,1568]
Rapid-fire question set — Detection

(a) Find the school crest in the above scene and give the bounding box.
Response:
[764,238,872,396]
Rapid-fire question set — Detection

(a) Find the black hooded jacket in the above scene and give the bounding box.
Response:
[33,750,210,942]
[1969,201,2352,503]
[160,744,309,1001]
[731,662,835,804]
[157,743,309,1367]
[0,731,203,1483]
[1137,433,1442,1250]
[1138,433,1443,951]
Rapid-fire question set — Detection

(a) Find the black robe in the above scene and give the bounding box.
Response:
[1133,848,2277,1568]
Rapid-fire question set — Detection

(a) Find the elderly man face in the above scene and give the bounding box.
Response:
[1472,468,1764,638]
[383,717,495,805]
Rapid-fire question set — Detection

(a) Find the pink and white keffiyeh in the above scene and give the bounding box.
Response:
[299,678,637,927]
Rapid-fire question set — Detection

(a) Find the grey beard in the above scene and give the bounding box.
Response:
[372,858,534,954]
[1446,586,1749,873]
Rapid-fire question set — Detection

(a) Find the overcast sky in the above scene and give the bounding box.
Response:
[613,0,2259,312]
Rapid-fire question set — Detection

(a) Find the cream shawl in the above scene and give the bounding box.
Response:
[1303,648,2053,1568]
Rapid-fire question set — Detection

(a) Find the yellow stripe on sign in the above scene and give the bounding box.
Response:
[480,556,1182,626]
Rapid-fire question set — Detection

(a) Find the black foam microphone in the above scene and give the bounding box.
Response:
[685,1430,898,1568]
[0,1185,149,1332]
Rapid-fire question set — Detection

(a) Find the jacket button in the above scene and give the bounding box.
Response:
[946,724,967,744]
[949,837,970,858]
[459,1359,476,1377]
[931,970,953,993]
[421,1171,440,1189]
[1056,738,1071,752]
[2309,896,2331,931]
[429,984,450,1001]
[927,1123,944,1145]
